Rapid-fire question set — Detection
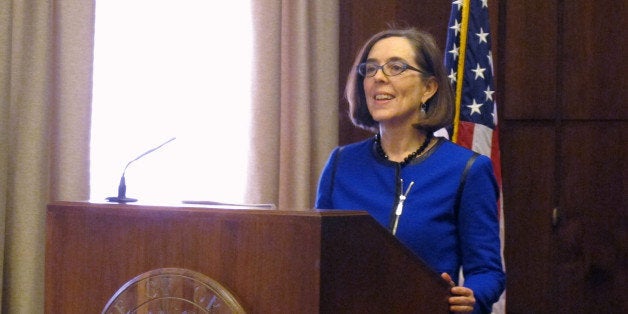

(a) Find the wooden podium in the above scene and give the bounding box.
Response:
[45,201,450,313]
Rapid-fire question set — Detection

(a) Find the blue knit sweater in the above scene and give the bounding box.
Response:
[315,137,505,313]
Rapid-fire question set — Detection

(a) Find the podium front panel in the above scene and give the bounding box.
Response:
[45,201,449,313]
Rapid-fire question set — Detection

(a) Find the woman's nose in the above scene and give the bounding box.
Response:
[371,68,388,81]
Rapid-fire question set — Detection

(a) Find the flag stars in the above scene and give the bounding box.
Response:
[448,69,457,84]
[476,28,489,44]
[467,99,484,115]
[450,19,461,36]
[453,0,463,11]
[472,63,486,79]
[484,85,495,101]
[449,43,459,59]
[481,0,489,8]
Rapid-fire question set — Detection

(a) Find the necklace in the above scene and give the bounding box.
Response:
[375,133,433,166]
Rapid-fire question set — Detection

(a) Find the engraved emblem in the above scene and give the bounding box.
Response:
[102,268,246,313]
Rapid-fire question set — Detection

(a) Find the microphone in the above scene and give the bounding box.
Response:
[106,137,176,203]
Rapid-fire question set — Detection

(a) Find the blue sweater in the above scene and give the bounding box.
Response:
[316,137,505,313]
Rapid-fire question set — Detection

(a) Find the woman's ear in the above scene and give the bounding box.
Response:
[421,78,438,104]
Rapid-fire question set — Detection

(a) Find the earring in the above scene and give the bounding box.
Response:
[420,102,427,114]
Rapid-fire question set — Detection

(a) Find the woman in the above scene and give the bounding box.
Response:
[315,28,505,313]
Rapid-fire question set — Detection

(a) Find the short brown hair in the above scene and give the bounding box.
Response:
[346,28,454,133]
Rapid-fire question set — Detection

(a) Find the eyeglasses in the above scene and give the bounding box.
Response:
[357,60,424,77]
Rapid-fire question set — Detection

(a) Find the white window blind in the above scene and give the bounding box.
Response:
[90,0,252,203]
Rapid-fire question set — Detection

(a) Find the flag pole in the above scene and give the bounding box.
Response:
[452,0,471,143]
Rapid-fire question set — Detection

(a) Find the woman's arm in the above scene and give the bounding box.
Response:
[457,155,505,313]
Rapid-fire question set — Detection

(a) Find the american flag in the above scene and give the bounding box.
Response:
[444,0,506,312]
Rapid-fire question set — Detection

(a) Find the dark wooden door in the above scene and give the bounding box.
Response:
[338,0,627,313]
[500,0,626,312]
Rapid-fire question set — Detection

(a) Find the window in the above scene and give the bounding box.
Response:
[90,1,252,203]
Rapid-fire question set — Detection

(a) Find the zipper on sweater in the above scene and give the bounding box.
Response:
[389,164,414,235]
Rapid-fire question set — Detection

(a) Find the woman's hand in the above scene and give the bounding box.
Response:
[441,272,475,313]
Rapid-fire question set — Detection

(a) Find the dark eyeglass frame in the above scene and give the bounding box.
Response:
[357,60,425,77]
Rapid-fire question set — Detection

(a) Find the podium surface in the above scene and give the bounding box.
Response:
[45,201,450,313]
